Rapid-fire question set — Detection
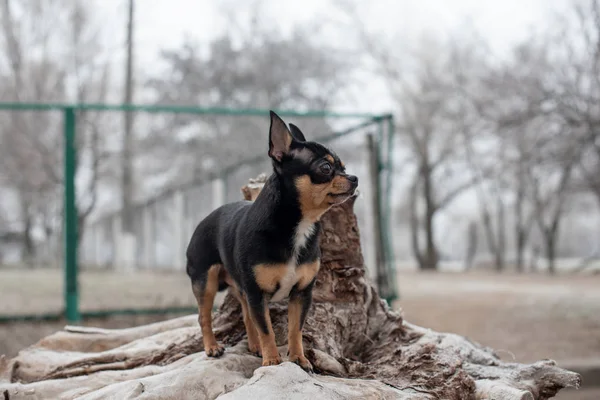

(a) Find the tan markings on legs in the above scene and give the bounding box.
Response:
[287,297,311,370]
[192,264,224,357]
[249,300,281,366]
[229,286,261,356]
[297,260,320,290]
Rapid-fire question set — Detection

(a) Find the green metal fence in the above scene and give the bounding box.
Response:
[0,103,396,323]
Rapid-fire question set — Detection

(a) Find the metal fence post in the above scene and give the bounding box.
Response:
[376,118,398,304]
[63,107,80,322]
[367,133,388,299]
[384,116,398,300]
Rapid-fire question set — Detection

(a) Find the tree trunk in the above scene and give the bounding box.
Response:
[464,221,477,270]
[421,165,438,271]
[544,218,562,276]
[472,179,501,272]
[514,186,525,273]
[546,234,556,275]
[423,212,438,270]
[534,164,571,276]
[530,245,539,273]
[514,160,532,274]
[0,175,581,399]
[21,207,35,268]
[494,197,505,272]
[515,227,526,273]
[409,178,425,268]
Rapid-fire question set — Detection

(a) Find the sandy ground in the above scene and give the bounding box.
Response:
[1,268,599,398]
[392,271,600,400]
[555,388,600,400]
[393,271,600,364]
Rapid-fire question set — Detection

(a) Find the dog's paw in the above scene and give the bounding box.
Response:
[205,343,225,357]
[248,342,262,357]
[261,355,282,367]
[289,354,313,372]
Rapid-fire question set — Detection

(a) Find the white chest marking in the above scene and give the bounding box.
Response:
[270,219,315,303]
[293,218,316,259]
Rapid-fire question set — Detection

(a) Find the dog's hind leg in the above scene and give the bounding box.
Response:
[191,263,224,357]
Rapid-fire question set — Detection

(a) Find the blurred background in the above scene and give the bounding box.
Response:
[0,0,599,397]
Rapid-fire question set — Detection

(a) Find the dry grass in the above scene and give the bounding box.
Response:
[0,268,196,315]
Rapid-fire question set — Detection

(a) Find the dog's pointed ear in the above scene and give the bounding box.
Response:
[268,110,293,162]
[288,123,306,142]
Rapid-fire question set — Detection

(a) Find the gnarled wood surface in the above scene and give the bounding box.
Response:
[0,175,581,399]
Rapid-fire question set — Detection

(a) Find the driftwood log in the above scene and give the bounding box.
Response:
[0,174,581,399]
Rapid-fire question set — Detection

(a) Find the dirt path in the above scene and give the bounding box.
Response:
[394,271,600,363]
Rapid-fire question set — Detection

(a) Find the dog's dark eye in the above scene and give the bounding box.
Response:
[320,162,333,175]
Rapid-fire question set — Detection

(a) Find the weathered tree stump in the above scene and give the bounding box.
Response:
[0,175,581,399]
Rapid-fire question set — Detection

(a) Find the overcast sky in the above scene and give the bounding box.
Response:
[96,0,569,112]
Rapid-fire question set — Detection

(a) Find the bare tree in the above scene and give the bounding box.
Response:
[67,0,113,245]
[145,5,352,188]
[367,39,483,270]
[0,0,65,264]
[454,69,508,272]
[464,220,478,270]
[335,1,493,270]
[0,0,113,265]
[451,21,589,274]
[531,168,574,274]
[490,0,600,272]
[461,131,507,271]
[337,0,600,272]
[556,0,600,210]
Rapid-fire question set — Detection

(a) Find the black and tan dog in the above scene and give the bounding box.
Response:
[186,111,358,371]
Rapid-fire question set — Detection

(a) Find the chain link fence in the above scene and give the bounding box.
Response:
[0,104,396,321]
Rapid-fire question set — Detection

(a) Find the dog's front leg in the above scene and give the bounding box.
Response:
[247,292,281,366]
[287,281,314,372]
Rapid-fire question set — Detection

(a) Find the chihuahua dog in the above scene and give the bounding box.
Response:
[186,111,358,371]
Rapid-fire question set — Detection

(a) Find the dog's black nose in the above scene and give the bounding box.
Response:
[347,175,358,183]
